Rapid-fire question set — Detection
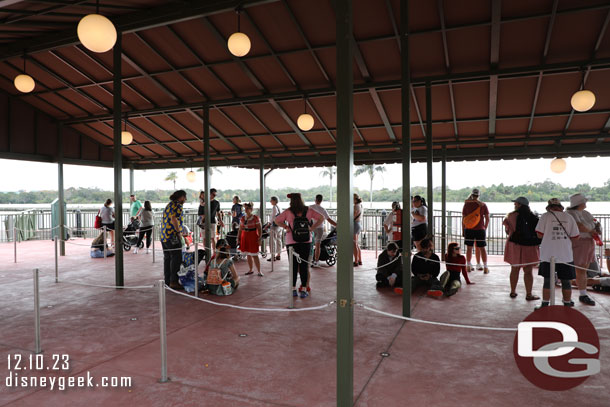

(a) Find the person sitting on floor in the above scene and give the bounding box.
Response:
[441,242,474,297]
[376,242,402,288]
[205,238,240,295]
[90,232,114,258]
[396,238,443,297]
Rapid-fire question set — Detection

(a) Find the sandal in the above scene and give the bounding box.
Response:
[526,294,540,301]
[509,292,517,298]
[245,271,254,275]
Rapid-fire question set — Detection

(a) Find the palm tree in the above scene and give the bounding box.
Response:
[319,166,336,208]
[354,165,386,208]
[197,167,223,185]
[165,171,177,190]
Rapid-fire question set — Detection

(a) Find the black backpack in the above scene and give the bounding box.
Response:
[509,211,542,246]
[291,207,311,243]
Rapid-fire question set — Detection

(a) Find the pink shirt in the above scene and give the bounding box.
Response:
[274,207,322,245]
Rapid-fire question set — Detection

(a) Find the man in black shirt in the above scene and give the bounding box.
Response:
[376,242,402,288]
[410,238,443,297]
[198,188,224,252]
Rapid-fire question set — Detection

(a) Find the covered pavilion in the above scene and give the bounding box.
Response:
[1,1,610,406]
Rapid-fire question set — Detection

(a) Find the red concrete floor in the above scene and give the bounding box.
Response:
[1,238,609,406]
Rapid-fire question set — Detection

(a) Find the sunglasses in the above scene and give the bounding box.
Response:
[453,247,460,250]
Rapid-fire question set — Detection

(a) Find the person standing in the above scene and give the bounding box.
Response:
[566,193,597,306]
[384,201,403,249]
[238,202,263,276]
[310,194,337,267]
[267,196,282,261]
[160,190,188,290]
[274,193,323,298]
[231,195,244,229]
[100,198,115,247]
[353,193,363,266]
[534,198,580,309]
[503,197,540,300]
[129,194,143,220]
[462,189,490,273]
[411,196,428,252]
[134,200,154,254]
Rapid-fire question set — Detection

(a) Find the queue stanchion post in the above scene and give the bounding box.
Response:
[33,268,42,354]
[152,227,156,264]
[375,216,378,258]
[550,256,556,306]
[158,280,169,383]
[288,246,294,309]
[194,242,199,296]
[14,227,17,263]
[54,237,59,283]
[271,226,275,273]
[103,226,107,259]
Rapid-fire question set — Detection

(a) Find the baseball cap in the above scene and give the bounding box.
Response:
[511,196,529,206]
[471,188,480,196]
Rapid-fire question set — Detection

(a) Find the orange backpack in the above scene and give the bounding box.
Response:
[463,206,481,229]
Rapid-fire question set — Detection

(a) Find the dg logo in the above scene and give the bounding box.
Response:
[513,306,600,391]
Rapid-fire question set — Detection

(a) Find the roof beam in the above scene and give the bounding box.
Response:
[267,99,313,148]
[488,0,501,147]
[239,103,289,150]
[437,0,458,140]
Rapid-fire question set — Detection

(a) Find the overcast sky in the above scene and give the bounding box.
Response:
[0,156,606,193]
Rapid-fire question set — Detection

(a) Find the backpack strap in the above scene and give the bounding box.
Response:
[549,211,570,237]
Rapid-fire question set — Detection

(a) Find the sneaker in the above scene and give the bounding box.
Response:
[535,301,549,310]
[466,263,473,272]
[483,266,489,274]
[476,264,483,271]
[146,248,150,254]
[444,287,459,297]
[257,271,264,277]
[312,261,318,268]
[133,248,138,254]
[299,290,309,298]
[563,300,575,307]
[427,289,443,297]
[579,295,595,306]
[292,289,298,297]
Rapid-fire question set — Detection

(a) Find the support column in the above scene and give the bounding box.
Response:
[426,81,433,236]
[336,1,354,405]
[400,0,411,317]
[57,123,65,256]
[259,154,265,225]
[203,105,212,257]
[129,166,134,196]
[113,32,124,287]
[441,145,447,260]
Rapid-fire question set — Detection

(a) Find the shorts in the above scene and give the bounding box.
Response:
[354,221,362,235]
[538,261,575,280]
[101,222,115,231]
[313,228,324,243]
[464,229,486,247]
[572,237,595,266]
[411,224,427,241]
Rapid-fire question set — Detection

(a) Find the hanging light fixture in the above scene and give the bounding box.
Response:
[14,54,35,93]
[570,70,596,112]
[121,114,133,145]
[227,7,251,57]
[550,157,566,174]
[186,162,196,183]
[77,0,117,53]
[297,97,314,131]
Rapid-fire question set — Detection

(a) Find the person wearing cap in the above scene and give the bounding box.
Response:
[566,193,597,305]
[384,201,403,249]
[310,194,337,267]
[411,195,428,251]
[503,196,540,301]
[274,193,323,298]
[462,188,490,273]
[534,198,580,309]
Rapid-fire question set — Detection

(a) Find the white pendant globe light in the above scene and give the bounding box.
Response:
[186,171,196,183]
[121,131,133,145]
[77,1,117,53]
[227,8,251,57]
[570,89,595,112]
[297,98,314,131]
[14,54,35,93]
[550,158,566,174]
[14,74,35,93]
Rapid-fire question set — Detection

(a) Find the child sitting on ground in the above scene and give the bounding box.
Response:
[441,242,474,297]
[205,239,240,295]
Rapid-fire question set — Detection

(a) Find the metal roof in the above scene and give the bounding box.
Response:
[1,0,610,169]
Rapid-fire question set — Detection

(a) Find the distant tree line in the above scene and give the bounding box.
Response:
[2,179,610,204]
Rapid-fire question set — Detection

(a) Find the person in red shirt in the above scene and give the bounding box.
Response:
[443,242,474,296]
[238,202,263,276]
[462,189,490,273]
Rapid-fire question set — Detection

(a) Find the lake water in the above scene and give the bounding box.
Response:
[2,201,610,215]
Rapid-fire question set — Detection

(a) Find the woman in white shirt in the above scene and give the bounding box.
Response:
[100,198,115,247]
[353,193,363,266]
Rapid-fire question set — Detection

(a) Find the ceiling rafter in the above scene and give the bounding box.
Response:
[81,121,148,159]
[488,0,501,148]
[436,0,459,141]
[238,102,290,150]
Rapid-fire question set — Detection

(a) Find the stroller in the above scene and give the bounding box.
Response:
[225,227,242,261]
[122,218,143,252]
[319,227,337,266]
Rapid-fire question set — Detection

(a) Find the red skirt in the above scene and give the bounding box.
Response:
[240,230,259,256]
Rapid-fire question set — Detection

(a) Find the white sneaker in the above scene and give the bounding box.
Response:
[312,261,318,268]
[476,264,483,271]
[133,248,138,254]
[146,248,150,254]
[466,263,473,272]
